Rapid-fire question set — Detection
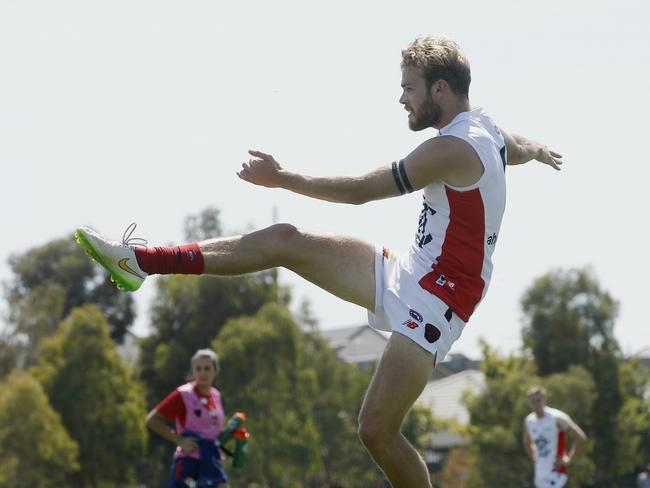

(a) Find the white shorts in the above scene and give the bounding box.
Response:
[368,246,466,363]
[535,471,568,488]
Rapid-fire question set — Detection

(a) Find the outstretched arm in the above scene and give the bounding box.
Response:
[501,129,563,170]
[237,137,474,205]
[237,150,401,205]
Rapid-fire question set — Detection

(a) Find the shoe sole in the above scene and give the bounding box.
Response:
[74,228,141,292]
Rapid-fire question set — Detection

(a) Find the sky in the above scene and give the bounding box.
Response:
[1,0,649,360]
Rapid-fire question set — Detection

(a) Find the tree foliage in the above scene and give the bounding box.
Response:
[402,404,445,453]
[138,208,289,406]
[136,208,292,485]
[8,212,648,488]
[139,272,286,404]
[0,369,79,488]
[32,305,147,487]
[467,268,650,488]
[183,205,223,241]
[2,236,135,372]
[214,303,383,487]
[466,343,597,488]
[519,268,650,485]
[438,447,474,488]
[521,268,618,376]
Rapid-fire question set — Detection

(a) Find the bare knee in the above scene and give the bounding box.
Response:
[260,223,301,262]
[358,409,399,451]
[358,418,381,450]
[267,223,300,241]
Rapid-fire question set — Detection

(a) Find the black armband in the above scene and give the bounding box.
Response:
[398,159,414,193]
[391,161,406,195]
[392,159,414,195]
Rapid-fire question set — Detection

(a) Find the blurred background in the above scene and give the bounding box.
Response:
[1,0,649,486]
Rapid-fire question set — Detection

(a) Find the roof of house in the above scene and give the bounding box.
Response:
[318,324,480,373]
[416,369,485,425]
[318,325,389,364]
[428,430,470,449]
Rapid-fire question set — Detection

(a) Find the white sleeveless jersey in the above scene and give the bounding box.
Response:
[525,407,573,478]
[409,108,507,322]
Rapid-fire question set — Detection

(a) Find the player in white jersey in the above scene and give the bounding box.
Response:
[524,386,587,488]
[75,36,562,487]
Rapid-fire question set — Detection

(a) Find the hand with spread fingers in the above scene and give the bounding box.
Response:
[537,146,563,171]
[237,150,285,188]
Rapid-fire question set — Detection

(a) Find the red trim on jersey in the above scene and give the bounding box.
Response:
[419,186,486,321]
[155,384,217,429]
[556,430,568,474]
[156,389,187,426]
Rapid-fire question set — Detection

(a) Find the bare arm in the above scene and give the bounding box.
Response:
[145,409,197,453]
[523,426,536,462]
[501,129,563,170]
[237,150,402,205]
[237,137,474,205]
[556,423,588,468]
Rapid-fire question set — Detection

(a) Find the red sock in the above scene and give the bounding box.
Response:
[134,243,205,275]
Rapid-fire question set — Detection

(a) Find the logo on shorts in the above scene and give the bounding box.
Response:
[409,309,423,322]
[382,247,394,260]
[436,274,446,286]
[188,250,196,262]
[424,323,441,344]
[402,319,419,330]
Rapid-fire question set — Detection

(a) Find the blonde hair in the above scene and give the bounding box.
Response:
[401,35,471,96]
[191,348,219,370]
[527,385,547,397]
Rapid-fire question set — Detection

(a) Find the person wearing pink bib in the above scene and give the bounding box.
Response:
[146,349,229,488]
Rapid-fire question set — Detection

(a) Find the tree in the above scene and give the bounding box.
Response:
[438,447,474,488]
[402,404,443,453]
[0,331,21,379]
[3,281,66,368]
[520,268,644,485]
[466,270,650,488]
[521,267,618,376]
[138,208,288,405]
[214,303,383,487]
[183,205,223,241]
[610,358,650,487]
[32,305,147,488]
[466,342,596,488]
[3,236,135,369]
[137,207,291,485]
[303,329,381,487]
[139,272,286,404]
[0,369,79,488]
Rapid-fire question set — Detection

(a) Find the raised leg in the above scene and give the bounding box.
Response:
[199,223,376,310]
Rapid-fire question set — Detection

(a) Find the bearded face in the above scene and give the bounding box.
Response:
[407,90,442,131]
[400,66,443,131]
